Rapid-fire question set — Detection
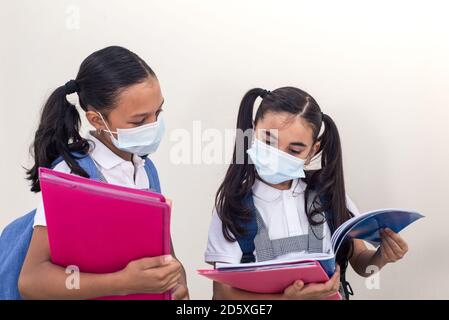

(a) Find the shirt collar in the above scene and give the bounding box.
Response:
[85,131,145,170]
[252,178,306,202]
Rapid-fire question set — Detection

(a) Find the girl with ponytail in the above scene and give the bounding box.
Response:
[19,46,189,300]
[205,87,409,300]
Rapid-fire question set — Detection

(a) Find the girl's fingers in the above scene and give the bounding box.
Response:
[294,280,305,290]
[384,228,408,252]
[332,279,340,293]
[324,267,340,293]
[166,271,182,286]
[163,274,182,292]
[331,265,340,280]
[381,230,405,258]
[165,279,179,292]
[380,233,396,261]
[172,284,188,300]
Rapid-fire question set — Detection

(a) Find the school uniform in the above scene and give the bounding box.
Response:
[33,131,151,228]
[205,178,359,264]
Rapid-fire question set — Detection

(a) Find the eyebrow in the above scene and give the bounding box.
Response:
[262,130,307,147]
[290,142,307,147]
[130,99,165,119]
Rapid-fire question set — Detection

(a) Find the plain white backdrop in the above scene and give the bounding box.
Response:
[1,0,448,299]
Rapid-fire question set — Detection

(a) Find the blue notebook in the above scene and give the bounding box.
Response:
[218,208,424,277]
[322,208,424,276]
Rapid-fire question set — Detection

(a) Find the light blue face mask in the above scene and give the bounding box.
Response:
[97,112,165,156]
[246,138,306,184]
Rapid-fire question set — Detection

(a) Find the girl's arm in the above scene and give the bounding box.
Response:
[19,227,182,300]
[350,228,409,277]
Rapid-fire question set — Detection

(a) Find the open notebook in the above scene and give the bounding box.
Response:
[39,167,171,300]
[199,208,424,298]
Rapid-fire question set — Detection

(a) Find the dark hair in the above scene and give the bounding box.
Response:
[215,86,354,269]
[26,46,156,192]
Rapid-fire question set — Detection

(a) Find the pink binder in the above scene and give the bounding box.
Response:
[39,167,171,300]
[198,261,341,300]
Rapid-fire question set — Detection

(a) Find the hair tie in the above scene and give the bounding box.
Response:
[260,89,271,99]
[64,79,79,95]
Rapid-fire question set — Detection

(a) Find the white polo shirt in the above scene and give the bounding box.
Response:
[33,131,150,228]
[204,178,360,264]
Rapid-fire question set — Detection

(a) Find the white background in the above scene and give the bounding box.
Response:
[1,0,448,299]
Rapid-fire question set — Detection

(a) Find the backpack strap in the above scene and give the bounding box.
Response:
[236,191,325,263]
[236,193,258,263]
[51,153,161,192]
[143,157,161,193]
[235,189,354,299]
[51,152,104,181]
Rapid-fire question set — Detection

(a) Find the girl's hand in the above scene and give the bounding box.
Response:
[172,283,190,300]
[117,255,182,295]
[377,228,409,264]
[283,265,341,300]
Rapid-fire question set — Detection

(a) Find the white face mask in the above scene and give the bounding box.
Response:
[97,112,165,156]
[247,138,306,184]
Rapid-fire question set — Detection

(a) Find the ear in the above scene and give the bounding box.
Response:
[305,141,321,164]
[86,110,107,132]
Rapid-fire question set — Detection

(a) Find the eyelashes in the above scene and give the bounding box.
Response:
[263,139,303,155]
[131,109,164,126]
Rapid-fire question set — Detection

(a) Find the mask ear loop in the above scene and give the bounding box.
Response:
[96,111,118,135]
[304,118,326,171]
[250,93,267,144]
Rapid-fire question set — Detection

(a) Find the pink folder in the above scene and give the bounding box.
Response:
[39,167,171,300]
[198,261,341,300]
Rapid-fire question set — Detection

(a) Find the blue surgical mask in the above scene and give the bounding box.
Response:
[247,138,306,184]
[97,112,165,156]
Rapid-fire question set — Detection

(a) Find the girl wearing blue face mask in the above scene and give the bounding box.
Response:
[19,46,189,300]
[205,87,409,300]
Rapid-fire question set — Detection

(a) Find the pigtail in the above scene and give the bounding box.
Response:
[305,112,354,272]
[215,88,266,241]
[26,83,90,192]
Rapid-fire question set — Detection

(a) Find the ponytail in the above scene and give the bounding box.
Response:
[26,83,90,192]
[316,113,349,226]
[215,88,267,241]
[305,112,354,271]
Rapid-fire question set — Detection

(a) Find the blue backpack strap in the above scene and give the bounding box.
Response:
[236,193,258,263]
[235,193,336,264]
[51,152,102,181]
[54,154,160,192]
[143,157,161,193]
[0,152,103,300]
